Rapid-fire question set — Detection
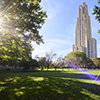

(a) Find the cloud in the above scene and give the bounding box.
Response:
[57,48,72,57]
[63,23,76,43]
[58,34,66,38]
[47,39,72,45]
[65,24,75,35]
[68,0,74,4]
[97,44,100,49]
[41,0,63,19]
[32,38,72,58]
[32,42,56,58]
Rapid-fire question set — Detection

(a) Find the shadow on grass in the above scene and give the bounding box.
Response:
[0,70,100,80]
[0,72,100,100]
[15,71,100,81]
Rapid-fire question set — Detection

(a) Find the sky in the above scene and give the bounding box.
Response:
[32,0,100,58]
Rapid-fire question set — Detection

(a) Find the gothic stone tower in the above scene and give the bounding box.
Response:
[73,2,97,58]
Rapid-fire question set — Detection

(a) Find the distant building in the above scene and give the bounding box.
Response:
[73,2,97,58]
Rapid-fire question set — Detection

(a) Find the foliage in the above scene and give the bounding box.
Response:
[45,51,57,69]
[0,58,8,66]
[31,59,39,69]
[64,51,88,68]
[92,57,100,69]
[55,57,65,68]
[38,57,46,70]
[87,58,95,69]
[93,0,100,35]
[38,51,57,70]
[18,57,39,70]
[0,0,47,62]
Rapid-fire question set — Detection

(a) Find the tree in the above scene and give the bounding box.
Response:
[38,51,57,71]
[18,59,30,70]
[93,0,100,35]
[64,51,88,68]
[45,50,57,70]
[87,58,94,69]
[18,57,39,70]
[55,57,65,67]
[92,58,100,69]
[38,57,46,70]
[0,0,47,62]
[31,59,39,70]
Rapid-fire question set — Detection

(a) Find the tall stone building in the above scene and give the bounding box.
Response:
[73,2,97,58]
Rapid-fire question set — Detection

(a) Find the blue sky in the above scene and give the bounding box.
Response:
[32,0,100,58]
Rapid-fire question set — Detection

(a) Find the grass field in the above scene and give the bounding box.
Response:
[0,69,100,100]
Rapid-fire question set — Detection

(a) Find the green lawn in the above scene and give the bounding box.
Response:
[0,69,100,100]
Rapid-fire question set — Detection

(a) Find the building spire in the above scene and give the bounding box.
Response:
[82,2,86,5]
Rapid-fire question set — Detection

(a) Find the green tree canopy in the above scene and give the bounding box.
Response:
[87,58,94,69]
[64,51,88,67]
[18,57,39,70]
[0,0,47,61]
[38,57,46,70]
[92,57,100,68]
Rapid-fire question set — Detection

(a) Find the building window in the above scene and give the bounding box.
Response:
[83,7,85,14]
[91,41,93,53]
[79,9,81,46]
